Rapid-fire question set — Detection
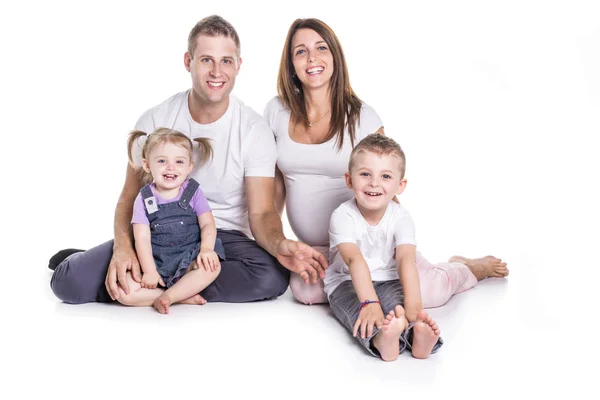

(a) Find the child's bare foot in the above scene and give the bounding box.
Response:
[178,294,207,305]
[372,305,408,362]
[449,255,509,280]
[153,294,171,314]
[411,310,441,359]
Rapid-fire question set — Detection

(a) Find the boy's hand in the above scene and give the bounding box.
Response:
[141,270,164,289]
[353,303,385,339]
[197,249,221,272]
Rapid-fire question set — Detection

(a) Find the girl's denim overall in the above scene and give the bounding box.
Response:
[141,178,225,287]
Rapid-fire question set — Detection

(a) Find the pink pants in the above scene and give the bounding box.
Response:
[290,251,478,308]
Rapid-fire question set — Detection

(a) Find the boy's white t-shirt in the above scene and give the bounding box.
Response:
[132,91,277,239]
[325,198,417,297]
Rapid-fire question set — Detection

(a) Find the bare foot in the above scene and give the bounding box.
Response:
[372,305,408,362]
[449,255,509,280]
[411,310,441,359]
[178,294,207,305]
[153,294,171,314]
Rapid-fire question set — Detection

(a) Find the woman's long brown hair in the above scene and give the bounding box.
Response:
[277,18,363,150]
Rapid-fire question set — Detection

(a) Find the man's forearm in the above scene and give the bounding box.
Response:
[249,211,285,257]
[113,196,135,251]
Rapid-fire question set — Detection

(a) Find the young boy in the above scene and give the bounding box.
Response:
[325,133,443,361]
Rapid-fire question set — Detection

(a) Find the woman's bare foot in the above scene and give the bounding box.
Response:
[411,310,441,359]
[153,294,171,314]
[372,305,408,362]
[178,294,207,305]
[449,255,509,280]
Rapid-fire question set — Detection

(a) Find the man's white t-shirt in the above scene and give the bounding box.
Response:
[263,96,383,256]
[132,90,277,238]
[324,199,417,297]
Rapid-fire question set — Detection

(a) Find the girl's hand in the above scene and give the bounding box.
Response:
[197,249,221,272]
[141,270,164,289]
[353,302,385,339]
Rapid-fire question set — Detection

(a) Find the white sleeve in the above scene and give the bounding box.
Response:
[357,103,384,141]
[329,207,357,247]
[393,211,417,247]
[263,97,277,127]
[244,119,277,177]
[133,109,156,134]
[262,97,281,140]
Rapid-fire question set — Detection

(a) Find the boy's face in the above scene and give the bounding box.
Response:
[345,151,407,213]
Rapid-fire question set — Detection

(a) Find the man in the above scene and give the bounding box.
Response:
[49,15,327,304]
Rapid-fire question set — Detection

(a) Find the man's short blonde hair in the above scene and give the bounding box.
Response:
[188,15,241,58]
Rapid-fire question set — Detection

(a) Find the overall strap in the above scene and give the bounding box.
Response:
[140,184,160,220]
[179,179,200,210]
[140,184,154,202]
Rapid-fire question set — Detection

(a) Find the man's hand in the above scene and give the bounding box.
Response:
[105,245,141,300]
[276,239,328,284]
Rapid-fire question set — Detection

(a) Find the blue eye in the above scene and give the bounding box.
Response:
[318,46,328,51]
[295,49,305,56]
[201,58,212,63]
[360,172,370,177]
[383,174,391,179]
[157,159,166,164]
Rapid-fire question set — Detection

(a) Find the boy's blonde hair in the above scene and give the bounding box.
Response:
[127,128,213,185]
[349,133,406,178]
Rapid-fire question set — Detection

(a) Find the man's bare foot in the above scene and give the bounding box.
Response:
[411,310,441,359]
[178,294,207,305]
[449,255,509,280]
[153,294,171,314]
[372,305,408,362]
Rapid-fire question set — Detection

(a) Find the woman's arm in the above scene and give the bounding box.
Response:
[274,166,286,217]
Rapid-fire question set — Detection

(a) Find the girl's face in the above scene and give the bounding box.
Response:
[142,141,193,192]
[291,28,334,91]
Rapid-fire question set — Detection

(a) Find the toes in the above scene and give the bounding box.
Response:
[394,305,405,318]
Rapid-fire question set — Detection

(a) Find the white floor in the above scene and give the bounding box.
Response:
[4,244,592,399]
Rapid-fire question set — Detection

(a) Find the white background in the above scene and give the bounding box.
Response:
[1,0,598,398]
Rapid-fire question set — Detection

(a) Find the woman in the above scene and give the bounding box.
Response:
[263,18,508,306]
